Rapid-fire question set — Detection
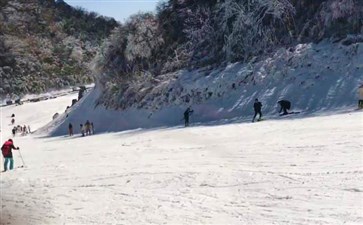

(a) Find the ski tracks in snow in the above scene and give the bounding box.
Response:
[1,101,363,224]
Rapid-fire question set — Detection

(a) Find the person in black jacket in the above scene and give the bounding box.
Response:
[184,107,194,127]
[278,100,291,115]
[12,127,16,137]
[68,123,73,136]
[252,98,263,122]
[85,120,91,136]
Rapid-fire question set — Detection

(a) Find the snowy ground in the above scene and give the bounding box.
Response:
[1,93,363,225]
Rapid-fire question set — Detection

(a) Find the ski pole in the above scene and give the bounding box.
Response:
[18,148,25,167]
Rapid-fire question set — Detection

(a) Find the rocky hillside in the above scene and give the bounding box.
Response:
[0,0,118,97]
[94,0,362,110]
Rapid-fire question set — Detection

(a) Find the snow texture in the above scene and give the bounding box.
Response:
[0,91,362,225]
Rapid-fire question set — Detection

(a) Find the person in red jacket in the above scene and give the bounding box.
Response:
[1,139,19,171]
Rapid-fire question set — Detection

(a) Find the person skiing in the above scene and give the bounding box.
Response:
[85,120,91,135]
[90,122,94,135]
[278,100,291,115]
[23,125,27,135]
[12,127,16,137]
[80,124,85,137]
[68,123,73,136]
[252,98,263,122]
[184,107,194,127]
[1,139,19,172]
[11,118,15,125]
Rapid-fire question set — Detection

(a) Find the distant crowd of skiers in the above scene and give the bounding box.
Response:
[10,114,31,136]
[12,125,31,136]
[68,120,95,137]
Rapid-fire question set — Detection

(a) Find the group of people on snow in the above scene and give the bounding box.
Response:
[12,125,31,137]
[68,120,95,137]
[10,114,31,136]
[184,99,294,126]
[251,99,292,122]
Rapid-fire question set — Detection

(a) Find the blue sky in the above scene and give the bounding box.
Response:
[63,0,162,23]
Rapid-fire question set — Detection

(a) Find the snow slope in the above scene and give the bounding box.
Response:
[0,93,78,135]
[45,40,363,136]
[1,91,363,225]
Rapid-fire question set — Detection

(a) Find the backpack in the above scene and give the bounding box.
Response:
[1,142,12,157]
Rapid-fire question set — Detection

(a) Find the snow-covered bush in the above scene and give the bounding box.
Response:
[93,0,363,109]
[124,13,163,62]
[216,0,295,62]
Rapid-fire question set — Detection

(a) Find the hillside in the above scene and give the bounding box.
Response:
[32,0,363,136]
[93,0,363,110]
[0,0,118,97]
[44,39,363,136]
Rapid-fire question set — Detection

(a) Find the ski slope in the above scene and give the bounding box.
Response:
[1,92,363,225]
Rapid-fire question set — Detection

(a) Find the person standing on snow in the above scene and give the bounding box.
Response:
[90,122,95,135]
[80,124,85,137]
[278,100,291,116]
[68,123,73,136]
[85,120,91,136]
[184,107,194,127]
[252,98,263,122]
[1,139,20,172]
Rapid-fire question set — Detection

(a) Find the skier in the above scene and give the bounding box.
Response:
[359,84,363,109]
[11,118,15,125]
[90,122,95,135]
[85,120,91,135]
[1,139,20,172]
[22,125,27,135]
[28,125,31,133]
[68,123,73,136]
[184,107,193,127]
[11,114,15,118]
[78,86,86,100]
[12,127,16,137]
[80,124,85,137]
[278,100,291,115]
[252,98,263,122]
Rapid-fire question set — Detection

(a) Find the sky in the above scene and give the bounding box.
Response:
[63,0,162,23]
